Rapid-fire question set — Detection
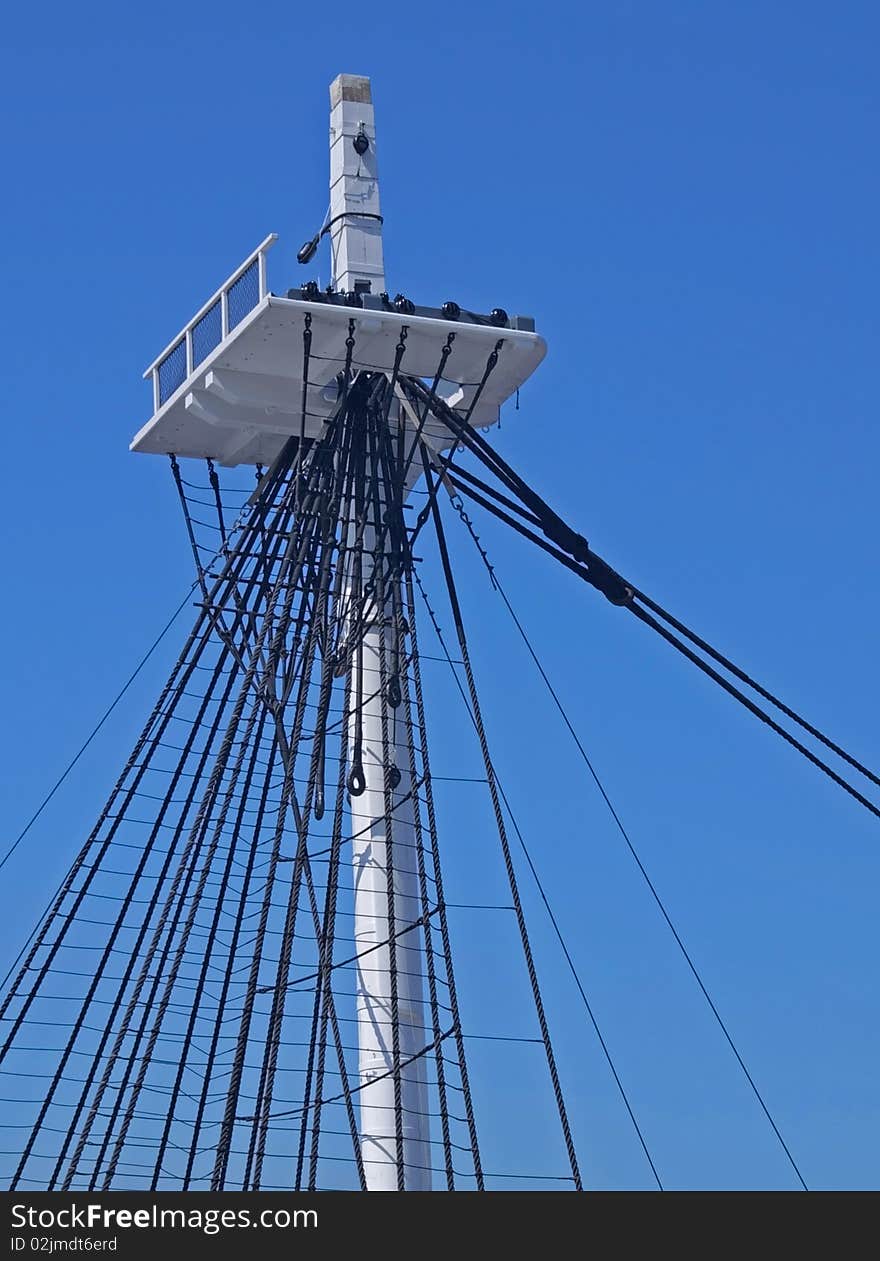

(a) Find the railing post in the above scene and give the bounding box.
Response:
[152,370,160,413]
[185,330,193,376]
[221,289,229,339]
[258,248,268,300]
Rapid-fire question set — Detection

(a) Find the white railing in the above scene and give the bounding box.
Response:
[144,233,278,412]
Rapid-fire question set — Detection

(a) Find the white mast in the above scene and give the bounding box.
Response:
[329,74,386,295]
[329,73,432,1191]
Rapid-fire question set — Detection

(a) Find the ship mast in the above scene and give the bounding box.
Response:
[329,74,431,1190]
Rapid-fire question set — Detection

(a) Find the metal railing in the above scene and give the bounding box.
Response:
[144,233,278,410]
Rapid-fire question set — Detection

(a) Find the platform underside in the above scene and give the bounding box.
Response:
[132,296,546,466]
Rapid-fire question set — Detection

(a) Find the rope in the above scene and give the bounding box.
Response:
[445,482,809,1192]
[420,448,583,1190]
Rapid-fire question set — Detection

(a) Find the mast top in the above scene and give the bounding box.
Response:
[133,75,545,467]
[328,73,385,295]
[330,74,372,106]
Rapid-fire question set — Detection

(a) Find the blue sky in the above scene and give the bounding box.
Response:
[1,1,878,1189]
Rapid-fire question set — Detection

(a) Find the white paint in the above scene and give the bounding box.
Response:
[332,73,430,1192]
[328,75,385,295]
[348,628,431,1191]
[132,297,543,464]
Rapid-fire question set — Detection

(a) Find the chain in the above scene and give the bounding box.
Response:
[447,489,497,590]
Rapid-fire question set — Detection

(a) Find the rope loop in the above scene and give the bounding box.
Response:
[347,762,366,797]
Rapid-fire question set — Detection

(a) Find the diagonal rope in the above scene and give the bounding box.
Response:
[443,488,808,1192]
[409,385,879,822]
[0,589,196,882]
[420,448,583,1191]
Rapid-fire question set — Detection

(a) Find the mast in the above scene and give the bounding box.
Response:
[0,74,563,1193]
[329,74,432,1191]
[328,74,385,295]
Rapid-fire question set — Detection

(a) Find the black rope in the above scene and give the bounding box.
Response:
[420,447,583,1190]
[298,312,313,506]
[0,588,196,883]
[444,482,809,1192]
[633,585,880,793]
[630,602,880,823]
[367,409,407,1190]
[149,698,275,1186]
[12,446,305,1188]
[0,359,560,1194]
[374,392,463,1189]
[430,417,880,824]
[183,726,280,1188]
[307,671,359,1188]
[7,483,299,1181]
[82,468,308,1190]
[206,459,228,550]
[55,647,253,1190]
[403,565,484,1189]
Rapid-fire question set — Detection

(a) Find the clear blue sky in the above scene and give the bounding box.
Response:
[1,2,878,1190]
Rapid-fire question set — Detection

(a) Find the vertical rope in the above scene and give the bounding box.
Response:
[420,448,583,1191]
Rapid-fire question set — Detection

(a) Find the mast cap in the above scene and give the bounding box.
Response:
[330,74,372,107]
